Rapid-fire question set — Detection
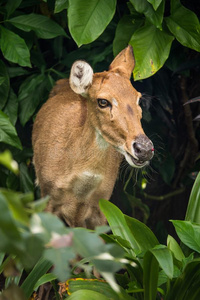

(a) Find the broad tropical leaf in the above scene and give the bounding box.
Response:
[130,23,174,80]
[68,0,116,47]
[0,26,31,67]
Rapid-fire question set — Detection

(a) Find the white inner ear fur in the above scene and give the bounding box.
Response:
[69,61,93,96]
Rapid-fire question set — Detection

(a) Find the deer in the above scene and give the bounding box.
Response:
[32,45,154,229]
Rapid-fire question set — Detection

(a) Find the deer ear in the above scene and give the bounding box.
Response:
[109,45,135,79]
[69,61,93,96]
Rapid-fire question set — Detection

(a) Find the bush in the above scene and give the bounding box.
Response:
[0,0,200,299]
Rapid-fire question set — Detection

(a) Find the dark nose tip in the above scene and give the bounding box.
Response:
[133,135,154,161]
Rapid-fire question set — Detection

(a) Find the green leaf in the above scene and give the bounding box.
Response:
[185,172,200,223]
[66,290,110,300]
[125,215,159,252]
[66,279,118,299]
[0,110,22,149]
[143,251,159,300]
[0,151,18,174]
[55,0,68,13]
[130,23,174,80]
[165,0,200,52]
[21,258,52,299]
[113,15,142,56]
[3,88,18,126]
[0,189,29,226]
[19,162,34,193]
[18,74,47,126]
[0,26,31,68]
[99,199,139,256]
[130,0,164,29]
[166,259,200,300]
[44,247,75,281]
[8,13,67,39]
[167,235,185,261]
[68,0,117,47]
[5,0,23,17]
[0,60,10,110]
[147,0,162,10]
[150,245,174,279]
[34,273,57,290]
[172,220,200,253]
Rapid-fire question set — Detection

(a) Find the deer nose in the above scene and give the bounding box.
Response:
[133,135,154,161]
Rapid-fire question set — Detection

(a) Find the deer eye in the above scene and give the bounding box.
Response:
[97,98,111,108]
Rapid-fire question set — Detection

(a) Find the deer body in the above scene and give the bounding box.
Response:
[32,46,154,228]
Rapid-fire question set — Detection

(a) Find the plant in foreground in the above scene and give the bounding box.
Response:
[0,153,200,300]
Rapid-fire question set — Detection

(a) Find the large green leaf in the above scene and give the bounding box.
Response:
[130,0,164,29]
[18,74,48,126]
[130,23,174,80]
[44,247,75,281]
[8,13,67,39]
[5,0,22,17]
[68,0,116,47]
[0,110,22,149]
[172,220,200,253]
[150,245,174,279]
[143,251,159,300]
[99,199,139,256]
[165,259,200,300]
[113,15,142,56]
[54,0,68,13]
[0,60,10,110]
[0,26,31,68]
[3,88,18,126]
[66,279,119,299]
[167,235,185,261]
[165,0,200,52]
[125,215,159,252]
[21,258,52,299]
[0,151,18,174]
[185,172,200,224]
[66,290,110,300]
[147,0,162,10]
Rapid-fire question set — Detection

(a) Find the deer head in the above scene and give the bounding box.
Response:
[69,46,154,168]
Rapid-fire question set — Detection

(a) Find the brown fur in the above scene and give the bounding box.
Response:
[32,46,152,228]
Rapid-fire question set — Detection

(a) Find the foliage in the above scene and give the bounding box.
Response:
[0,0,200,299]
[0,171,200,299]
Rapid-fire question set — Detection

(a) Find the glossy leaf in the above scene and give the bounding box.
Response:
[66,289,110,300]
[34,273,57,290]
[66,278,118,299]
[99,199,139,256]
[0,110,22,149]
[113,15,142,56]
[5,0,22,17]
[185,172,200,223]
[167,235,185,261]
[130,0,164,29]
[0,151,18,174]
[18,74,48,126]
[165,0,200,52]
[172,220,200,253]
[19,163,34,193]
[68,0,116,47]
[21,258,52,299]
[55,0,68,13]
[3,89,18,126]
[150,245,174,279]
[0,26,31,67]
[8,13,67,39]
[147,0,162,10]
[0,60,10,110]
[130,23,174,80]
[143,251,159,300]
[125,215,159,252]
